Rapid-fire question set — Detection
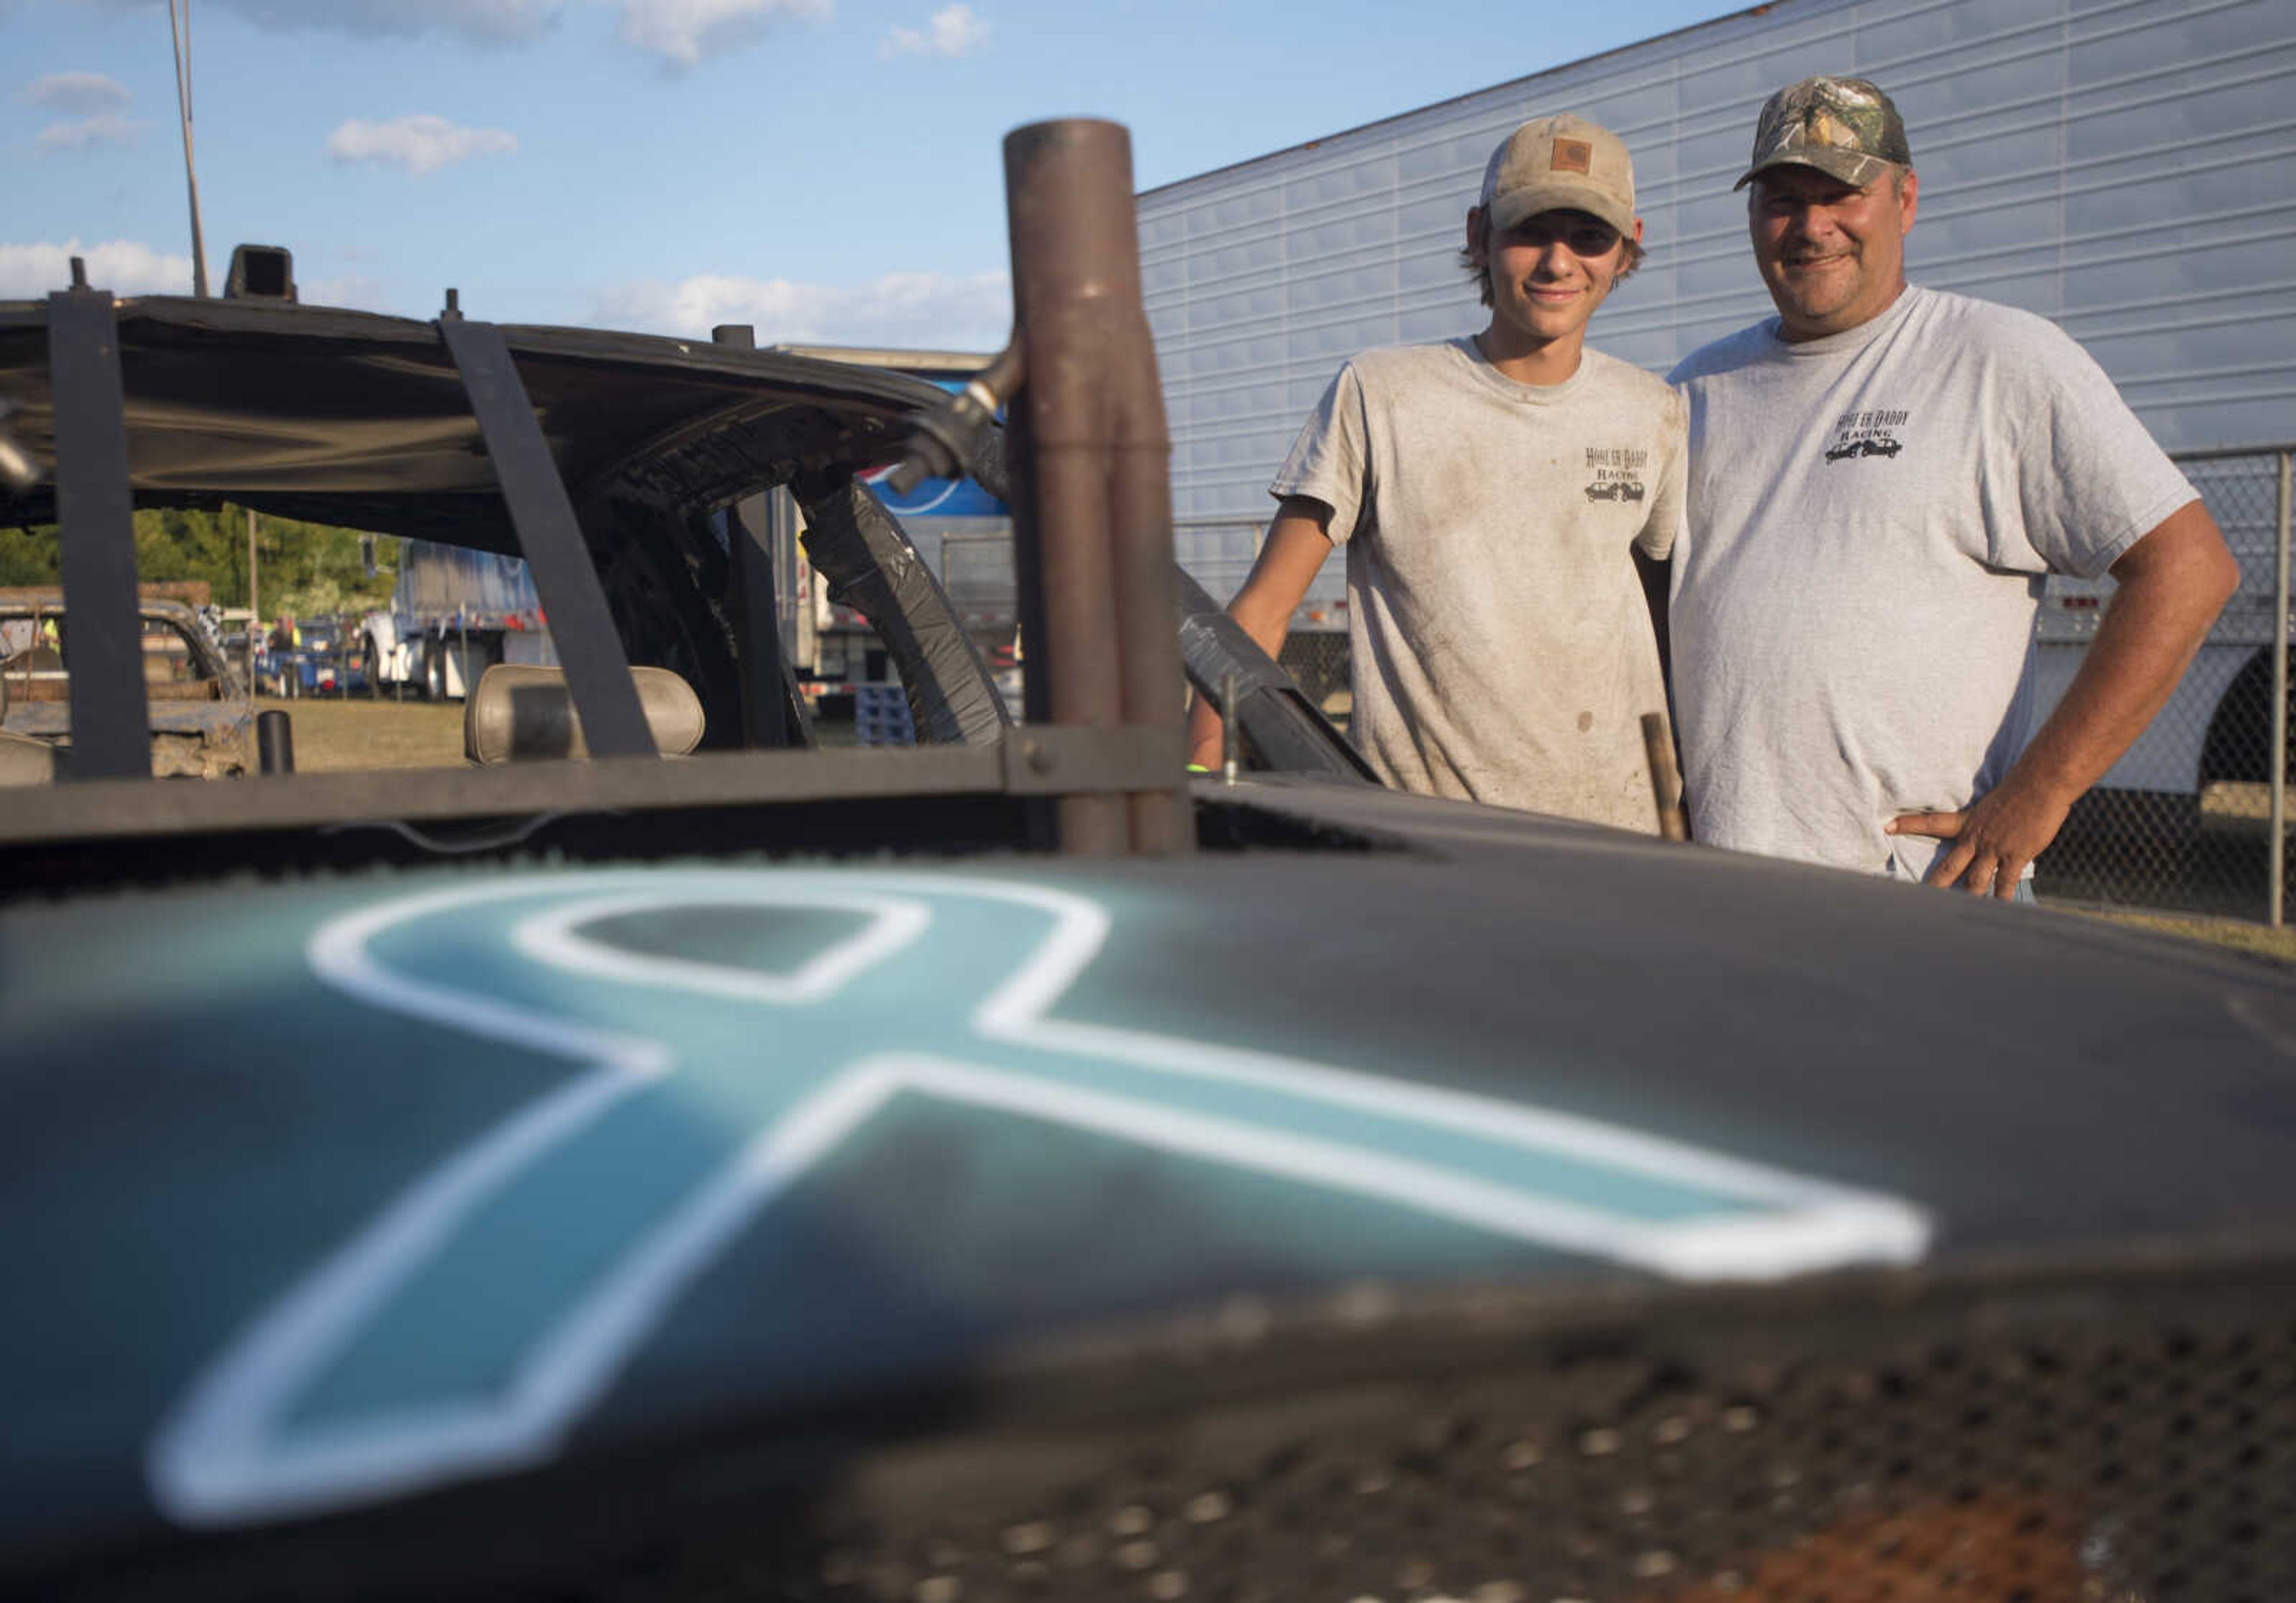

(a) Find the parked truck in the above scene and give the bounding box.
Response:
[362,539,557,701]
[759,346,1019,719]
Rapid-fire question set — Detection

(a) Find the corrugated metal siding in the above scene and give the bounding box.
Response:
[1141,0,2296,601]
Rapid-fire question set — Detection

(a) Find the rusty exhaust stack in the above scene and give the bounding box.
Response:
[1003,118,1189,856]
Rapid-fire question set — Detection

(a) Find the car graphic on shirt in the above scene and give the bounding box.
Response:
[1584,478,1645,502]
[1825,436,1903,462]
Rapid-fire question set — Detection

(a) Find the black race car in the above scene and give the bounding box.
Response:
[2,133,2291,1603]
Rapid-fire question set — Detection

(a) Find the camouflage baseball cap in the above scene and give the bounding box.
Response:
[1733,75,1912,191]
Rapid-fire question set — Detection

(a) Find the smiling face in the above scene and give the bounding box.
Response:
[1467,206,1641,365]
[1748,163,1918,341]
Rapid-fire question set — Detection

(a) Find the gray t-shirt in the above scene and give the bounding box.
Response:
[1273,338,1686,830]
[1668,286,2197,877]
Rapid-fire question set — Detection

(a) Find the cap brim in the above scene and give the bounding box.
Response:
[1733,149,1901,191]
[1485,182,1636,240]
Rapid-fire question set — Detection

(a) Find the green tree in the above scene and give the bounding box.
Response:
[0,523,62,585]
[0,508,397,619]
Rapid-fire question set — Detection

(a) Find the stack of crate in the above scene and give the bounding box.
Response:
[853,683,915,746]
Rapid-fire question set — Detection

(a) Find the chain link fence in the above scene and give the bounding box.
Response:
[2034,446,2294,924]
[1269,445,2295,925]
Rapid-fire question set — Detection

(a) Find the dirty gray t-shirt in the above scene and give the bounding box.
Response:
[1272,338,1686,831]
[1668,286,2197,878]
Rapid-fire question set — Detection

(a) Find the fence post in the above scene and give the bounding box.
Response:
[2272,448,2291,927]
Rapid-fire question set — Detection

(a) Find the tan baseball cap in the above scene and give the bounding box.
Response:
[1735,75,1913,191]
[1479,114,1636,238]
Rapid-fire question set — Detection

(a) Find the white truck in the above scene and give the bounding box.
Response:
[362,539,557,701]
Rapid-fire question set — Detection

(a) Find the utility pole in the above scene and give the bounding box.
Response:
[167,0,210,298]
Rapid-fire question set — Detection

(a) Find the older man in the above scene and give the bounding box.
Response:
[1667,76,2237,896]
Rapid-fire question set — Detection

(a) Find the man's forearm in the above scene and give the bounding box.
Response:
[1183,589,1296,767]
[1185,507,1336,770]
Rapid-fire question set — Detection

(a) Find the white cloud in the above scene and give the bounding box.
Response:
[326,115,518,177]
[35,114,140,152]
[72,0,829,64]
[0,239,195,298]
[594,268,1010,351]
[72,0,564,44]
[613,0,832,69]
[880,3,987,59]
[23,71,132,114]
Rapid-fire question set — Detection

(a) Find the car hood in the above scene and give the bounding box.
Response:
[4,806,2292,1566]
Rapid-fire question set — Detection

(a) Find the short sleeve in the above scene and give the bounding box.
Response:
[1635,384,1689,561]
[2007,327,2197,579]
[1269,362,1372,546]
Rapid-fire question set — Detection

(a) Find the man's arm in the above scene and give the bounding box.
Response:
[1633,548,1672,690]
[1184,498,1336,770]
[1890,499,2240,896]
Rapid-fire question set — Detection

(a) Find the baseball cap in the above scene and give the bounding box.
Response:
[1479,114,1636,239]
[1734,75,1912,191]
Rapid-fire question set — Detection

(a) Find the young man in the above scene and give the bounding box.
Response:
[1667,77,2237,896]
[1186,114,1687,831]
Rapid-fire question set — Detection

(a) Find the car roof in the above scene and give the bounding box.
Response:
[0,294,949,555]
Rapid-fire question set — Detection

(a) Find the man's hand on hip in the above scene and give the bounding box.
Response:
[1894,502,2237,900]
[1888,771,2074,898]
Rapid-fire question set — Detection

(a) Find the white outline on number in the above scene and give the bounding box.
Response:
[148,870,1929,1528]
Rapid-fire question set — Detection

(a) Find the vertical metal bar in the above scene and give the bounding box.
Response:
[47,277,153,780]
[1004,118,1188,855]
[2271,448,2291,927]
[438,313,657,758]
[166,0,210,298]
[245,506,258,639]
[1005,122,1125,853]
[713,323,796,749]
[1098,151,1193,857]
[244,505,258,714]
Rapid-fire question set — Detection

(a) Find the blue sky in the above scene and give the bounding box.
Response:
[4,0,1738,349]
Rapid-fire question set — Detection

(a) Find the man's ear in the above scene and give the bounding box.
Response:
[1464,206,1489,267]
[1631,216,1646,246]
[1897,167,1919,234]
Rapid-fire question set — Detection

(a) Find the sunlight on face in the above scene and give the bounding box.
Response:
[1748,165,1918,341]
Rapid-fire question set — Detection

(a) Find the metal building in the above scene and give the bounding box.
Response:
[1138,0,2295,615]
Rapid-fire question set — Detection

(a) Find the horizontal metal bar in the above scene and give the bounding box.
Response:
[0,727,1184,848]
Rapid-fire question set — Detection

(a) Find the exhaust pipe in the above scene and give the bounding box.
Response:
[1002,118,1188,856]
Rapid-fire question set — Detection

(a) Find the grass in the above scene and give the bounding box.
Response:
[257,693,466,771]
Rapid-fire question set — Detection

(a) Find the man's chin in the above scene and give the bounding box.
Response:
[1768,286,1857,331]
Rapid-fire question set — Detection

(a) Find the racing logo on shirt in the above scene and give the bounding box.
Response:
[1822,407,1907,462]
[1583,445,1648,502]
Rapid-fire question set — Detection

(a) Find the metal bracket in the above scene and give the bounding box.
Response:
[438,314,657,759]
[999,723,1184,795]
